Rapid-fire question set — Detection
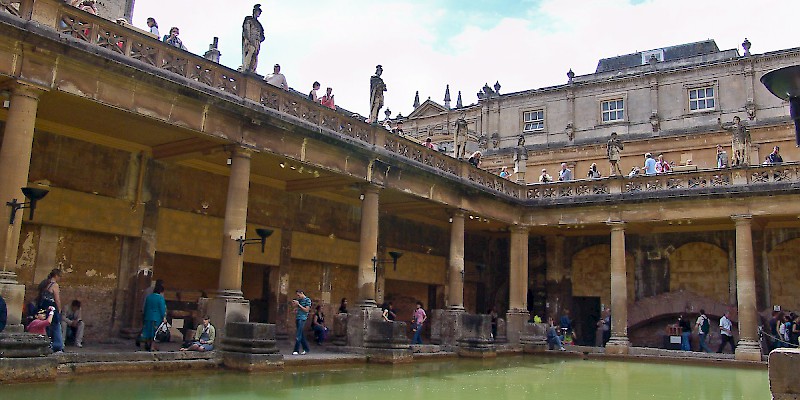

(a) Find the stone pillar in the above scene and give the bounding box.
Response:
[357,184,380,307]
[506,225,529,345]
[732,214,761,361]
[447,210,465,310]
[0,83,43,332]
[208,147,253,336]
[606,221,630,354]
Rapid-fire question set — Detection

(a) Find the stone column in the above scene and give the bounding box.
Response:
[357,185,380,307]
[506,225,530,345]
[732,214,761,361]
[606,221,630,354]
[208,147,253,336]
[0,83,43,332]
[447,210,465,310]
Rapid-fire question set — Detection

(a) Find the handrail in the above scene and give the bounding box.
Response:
[1,0,525,198]
[525,163,800,200]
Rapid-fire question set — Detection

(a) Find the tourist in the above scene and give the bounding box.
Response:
[386,302,397,321]
[643,153,657,175]
[587,163,601,179]
[789,313,799,346]
[558,163,573,181]
[539,169,552,183]
[559,310,572,337]
[311,305,327,345]
[778,314,789,348]
[489,307,498,339]
[412,301,427,345]
[695,309,711,352]
[292,289,311,355]
[181,316,215,352]
[140,284,166,352]
[678,315,691,351]
[308,81,320,102]
[546,318,566,351]
[146,17,159,38]
[768,146,784,164]
[320,87,335,109]
[38,269,63,352]
[27,306,55,336]
[602,309,611,345]
[607,132,624,176]
[499,166,510,179]
[716,311,735,353]
[61,300,85,348]
[338,298,348,314]
[655,154,671,174]
[393,121,405,136]
[0,294,6,333]
[716,145,729,168]
[595,309,609,347]
[71,0,97,14]
[266,64,288,91]
[628,166,640,178]
[424,137,436,150]
[383,120,392,131]
[163,27,187,50]
[468,151,482,168]
[768,310,782,350]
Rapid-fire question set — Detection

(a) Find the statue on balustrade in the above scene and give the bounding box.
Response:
[513,135,528,183]
[454,113,468,159]
[718,116,751,167]
[242,4,265,74]
[607,132,624,176]
[369,65,387,124]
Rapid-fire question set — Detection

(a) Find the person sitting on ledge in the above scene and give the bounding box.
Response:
[546,317,566,351]
[61,299,85,348]
[181,316,215,352]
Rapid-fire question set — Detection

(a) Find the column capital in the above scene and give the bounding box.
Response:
[509,224,529,234]
[731,214,753,223]
[358,183,382,195]
[606,220,626,231]
[8,81,47,100]
[226,145,253,159]
[448,209,466,219]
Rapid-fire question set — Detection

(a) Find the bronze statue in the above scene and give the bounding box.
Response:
[607,132,624,176]
[368,65,386,124]
[242,4,265,74]
[718,116,751,167]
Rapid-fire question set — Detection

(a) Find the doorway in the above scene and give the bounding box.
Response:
[572,296,601,346]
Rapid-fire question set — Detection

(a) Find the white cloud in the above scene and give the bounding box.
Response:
[131,0,800,118]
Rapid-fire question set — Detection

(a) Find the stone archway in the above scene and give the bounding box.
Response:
[571,245,635,307]
[768,237,800,312]
[668,242,729,304]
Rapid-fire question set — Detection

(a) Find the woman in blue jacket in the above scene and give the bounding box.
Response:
[140,284,166,351]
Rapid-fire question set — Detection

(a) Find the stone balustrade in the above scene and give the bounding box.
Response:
[526,163,800,202]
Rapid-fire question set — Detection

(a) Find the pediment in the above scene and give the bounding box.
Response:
[407,100,448,119]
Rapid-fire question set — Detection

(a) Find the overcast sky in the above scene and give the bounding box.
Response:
[130,0,799,117]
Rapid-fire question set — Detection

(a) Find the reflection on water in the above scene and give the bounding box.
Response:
[0,356,769,400]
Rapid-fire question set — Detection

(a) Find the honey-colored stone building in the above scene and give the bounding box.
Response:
[0,1,798,364]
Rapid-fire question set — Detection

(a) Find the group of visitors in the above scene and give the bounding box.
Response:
[672,310,734,353]
[308,82,335,109]
[768,310,799,350]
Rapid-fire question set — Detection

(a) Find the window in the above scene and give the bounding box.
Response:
[689,87,715,111]
[641,49,664,64]
[523,109,544,132]
[601,99,624,122]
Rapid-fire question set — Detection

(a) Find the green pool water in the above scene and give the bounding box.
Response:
[0,356,769,400]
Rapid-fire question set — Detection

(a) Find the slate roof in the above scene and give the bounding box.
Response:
[595,40,721,73]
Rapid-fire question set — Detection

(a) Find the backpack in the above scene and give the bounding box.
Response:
[700,315,710,334]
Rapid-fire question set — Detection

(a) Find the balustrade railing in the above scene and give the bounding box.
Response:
[526,163,800,200]
[2,0,524,197]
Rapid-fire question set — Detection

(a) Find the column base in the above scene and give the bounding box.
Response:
[604,335,630,355]
[436,309,466,350]
[505,309,530,345]
[735,339,762,362]
[207,296,250,340]
[0,272,25,331]
[358,300,378,308]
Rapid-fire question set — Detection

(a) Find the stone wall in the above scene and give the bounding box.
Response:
[768,237,800,312]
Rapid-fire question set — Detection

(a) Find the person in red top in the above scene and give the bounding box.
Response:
[320,87,335,109]
[27,306,55,336]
